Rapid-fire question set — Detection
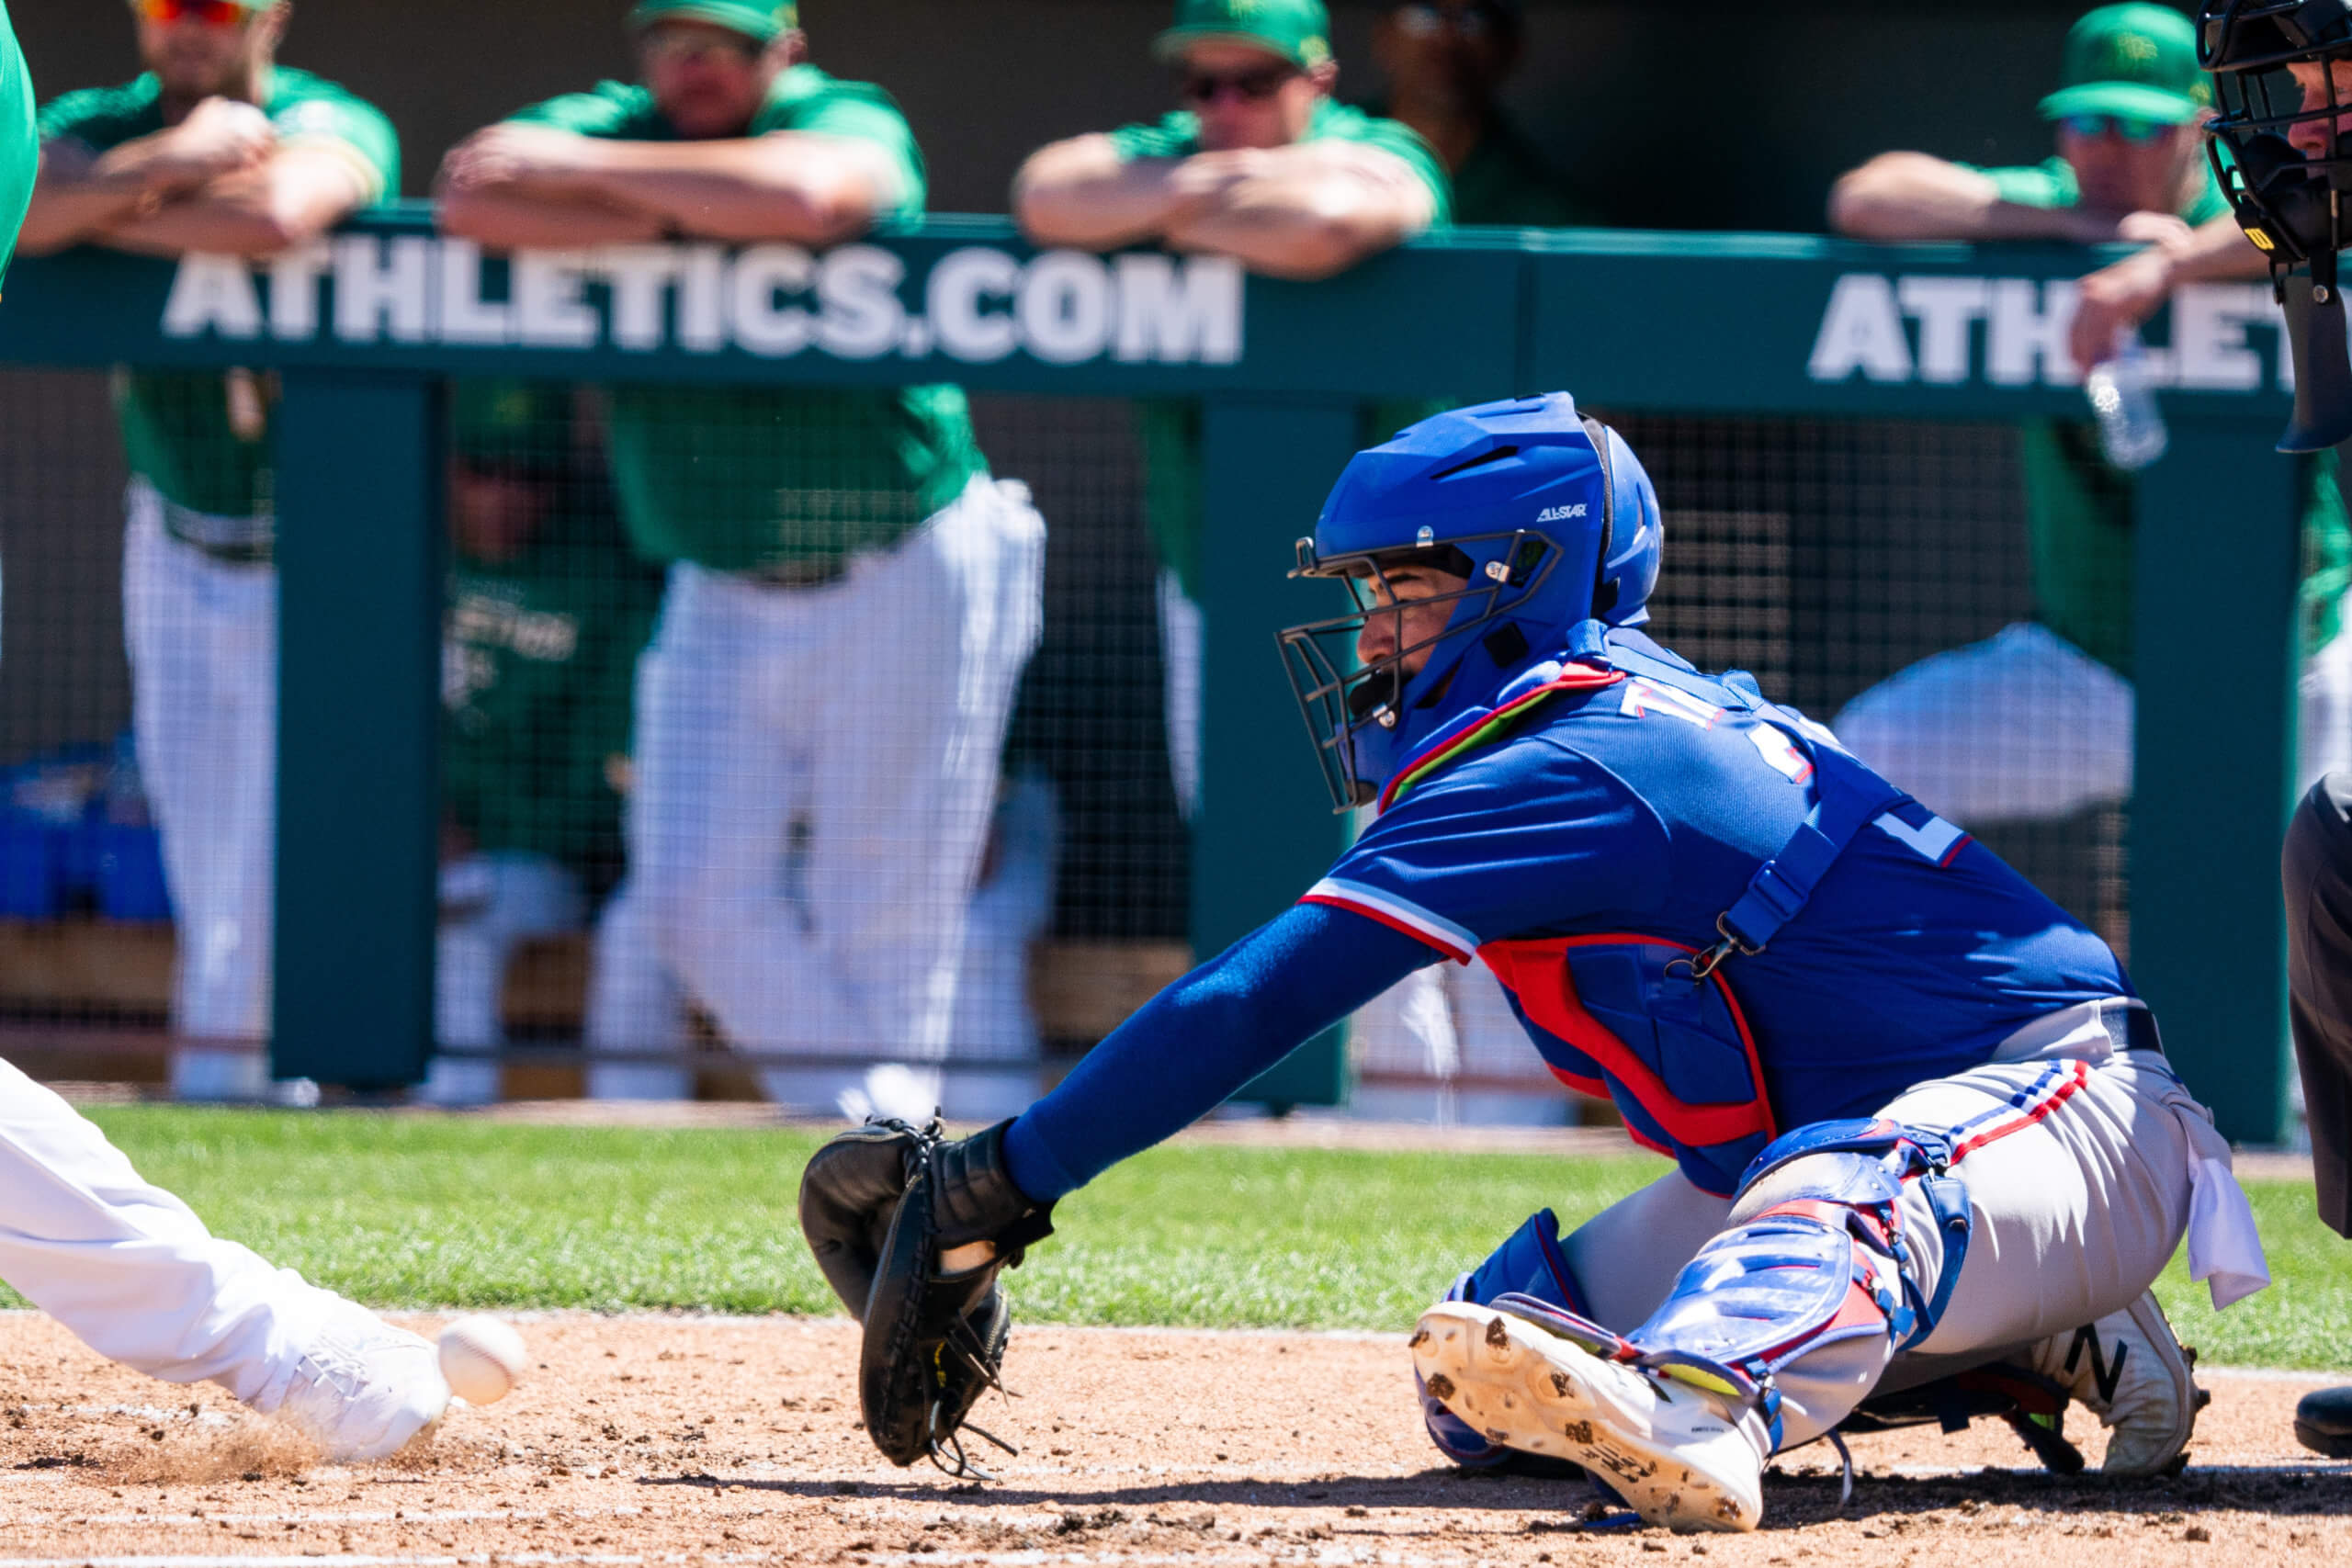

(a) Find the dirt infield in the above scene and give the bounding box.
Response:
[0,1312,2344,1566]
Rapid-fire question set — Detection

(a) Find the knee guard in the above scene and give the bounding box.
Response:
[1623,1120,1972,1440]
[1421,1211,1589,1475]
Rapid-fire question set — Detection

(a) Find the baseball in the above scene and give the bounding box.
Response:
[436,1315,527,1405]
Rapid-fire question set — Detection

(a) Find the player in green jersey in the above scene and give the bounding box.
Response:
[1826,4,2352,828]
[1012,0,1448,820]
[439,2,1046,1117]
[424,383,662,1106]
[21,0,397,1104]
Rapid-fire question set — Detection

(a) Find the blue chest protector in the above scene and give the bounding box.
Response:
[1566,622,1914,980]
[1474,624,1914,1195]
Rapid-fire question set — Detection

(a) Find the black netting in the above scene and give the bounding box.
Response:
[0,373,2149,1108]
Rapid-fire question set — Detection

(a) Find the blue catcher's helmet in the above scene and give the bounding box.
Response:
[1277,392,1663,810]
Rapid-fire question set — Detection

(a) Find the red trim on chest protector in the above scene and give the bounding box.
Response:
[1374,664,1624,813]
[1481,931,1779,1149]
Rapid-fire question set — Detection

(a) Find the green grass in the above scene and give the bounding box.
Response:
[21,1106,2349,1372]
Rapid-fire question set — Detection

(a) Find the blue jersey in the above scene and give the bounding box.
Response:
[1303,633,2132,1193]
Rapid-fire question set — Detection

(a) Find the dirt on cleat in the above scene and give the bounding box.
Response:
[1410,1303,1766,1534]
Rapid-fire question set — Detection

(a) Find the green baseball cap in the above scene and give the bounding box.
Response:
[1154,0,1333,70]
[2038,4,2211,125]
[627,0,797,43]
[452,381,571,469]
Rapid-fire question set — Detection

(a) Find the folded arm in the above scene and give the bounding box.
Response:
[20,96,291,255]
[1018,135,1436,279]
[89,143,376,257]
[436,124,899,248]
[1014,133,1193,250]
[19,139,164,254]
[1164,141,1437,279]
[1001,901,1441,1201]
[1828,151,2155,244]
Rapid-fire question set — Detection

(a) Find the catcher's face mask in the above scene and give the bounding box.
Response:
[1277,528,1555,812]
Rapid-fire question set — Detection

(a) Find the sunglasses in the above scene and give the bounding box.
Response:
[638,28,761,67]
[2063,114,2171,144]
[1179,64,1298,106]
[133,0,254,27]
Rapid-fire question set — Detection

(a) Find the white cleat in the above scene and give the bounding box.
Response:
[2028,1288,2204,1476]
[270,1306,453,1462]
[1411,1303,1769,1533]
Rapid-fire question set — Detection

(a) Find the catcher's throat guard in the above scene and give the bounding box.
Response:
[2201,0,2352,447]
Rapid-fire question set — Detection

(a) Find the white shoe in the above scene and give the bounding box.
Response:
[171,1046,268,1102]
[2028,1289,2203,1476]
[270,1307,451,1462]
[415,1055,501,1108]
[1412,1302,1769,1533]
[170,1047,320,1108]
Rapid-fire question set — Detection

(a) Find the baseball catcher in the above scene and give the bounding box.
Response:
[800,394,2269,1529]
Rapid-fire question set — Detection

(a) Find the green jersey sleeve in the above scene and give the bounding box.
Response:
[2180,162,2231,225]
[1965,157,2076,209]
[0,1,32,284]
[1960,152,2228,225]
[269,78,400,204]
[1305,103,1450,226]
[34,80,153,150]
[1105,112,1202,162]
[506,81,662,137]
[758,69,926,219]
[1103,104,1449,224]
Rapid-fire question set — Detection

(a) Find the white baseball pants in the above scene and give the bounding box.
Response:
[1158,570,1204,823]
[584,477,1046,1112]
[1832,617,2352,825]
[1551,1015,2264,1449]
[122,480,277,1100]
[0,1055,342,1408]
[420,852,585,1106]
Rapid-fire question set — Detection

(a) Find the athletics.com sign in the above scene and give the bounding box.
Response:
[157,237,1246,367]
[1806,272,2290,391]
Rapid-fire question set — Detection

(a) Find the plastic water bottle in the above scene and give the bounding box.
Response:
[2085,333,2169,471]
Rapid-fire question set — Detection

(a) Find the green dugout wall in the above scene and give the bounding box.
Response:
[0,212,2311,1138]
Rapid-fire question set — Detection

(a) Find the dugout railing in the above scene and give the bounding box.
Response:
[0,211,2310,1142]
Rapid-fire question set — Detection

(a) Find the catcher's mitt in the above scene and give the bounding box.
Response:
[797,1117,1054,1476]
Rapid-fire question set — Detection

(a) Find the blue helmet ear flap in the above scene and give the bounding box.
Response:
[1578,414,1619,618]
